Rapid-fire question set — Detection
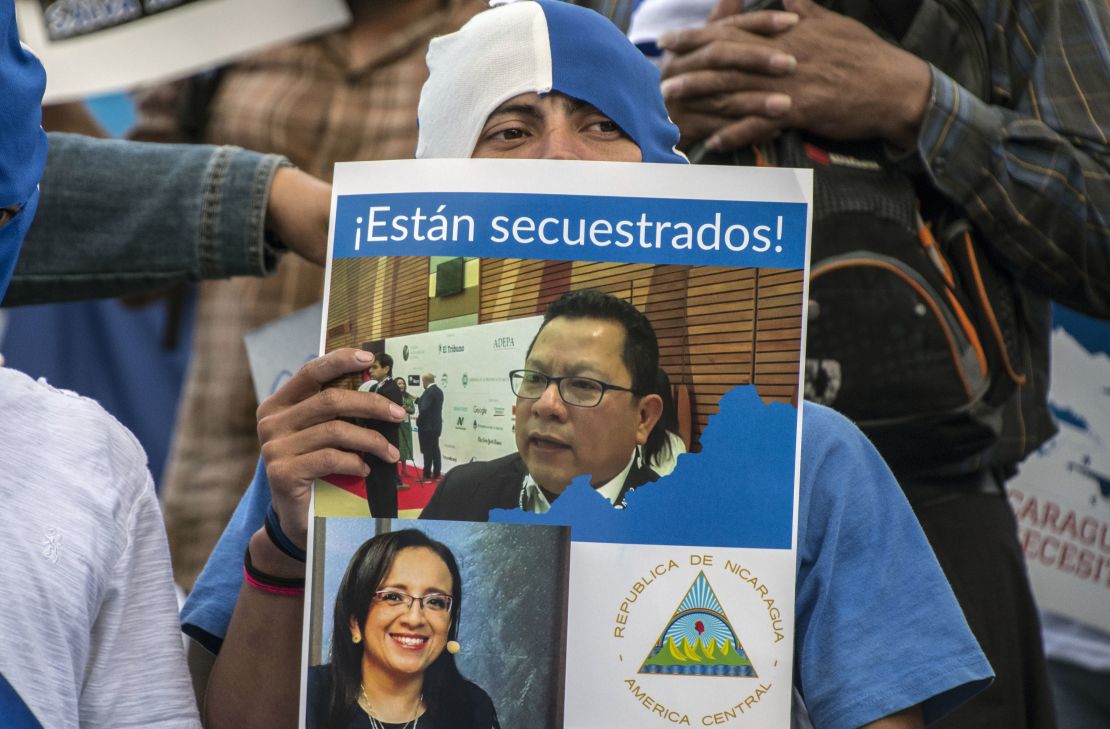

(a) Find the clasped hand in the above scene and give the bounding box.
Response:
[658,0,932,152]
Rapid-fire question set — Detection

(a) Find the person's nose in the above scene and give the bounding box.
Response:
[534,125,588,161]
[399,598,428,626]
[530,379,569,420]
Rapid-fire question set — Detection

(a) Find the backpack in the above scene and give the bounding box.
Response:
[703,0,1028,477]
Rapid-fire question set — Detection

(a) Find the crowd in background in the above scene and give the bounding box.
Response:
[1,0,1108,728]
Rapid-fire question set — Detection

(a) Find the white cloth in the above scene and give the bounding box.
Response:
[0,368,200,729]
[418,0,553,159]
[649,430,687,476]
[627,0,715,47]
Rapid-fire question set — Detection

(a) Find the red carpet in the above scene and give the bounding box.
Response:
[321,463,439,512]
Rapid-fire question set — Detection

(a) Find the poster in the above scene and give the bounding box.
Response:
[305,158,812,727]
[1007,307,1110,634]
[16,0,349,103]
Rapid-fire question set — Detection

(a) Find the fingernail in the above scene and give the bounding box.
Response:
[705,135,724,152]
[388,445,400,462]
[658,32,675,49]
[660,78,681,99]
[766,93,792,115]
[389,404,406,419]
[769,53,796,72]
[354,350,373,362]
[775,11,800,29]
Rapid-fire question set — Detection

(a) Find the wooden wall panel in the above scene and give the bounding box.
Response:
[325,257,430,350]
[479,260,804,449]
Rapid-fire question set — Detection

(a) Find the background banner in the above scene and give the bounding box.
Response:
[1007,306,1110,634]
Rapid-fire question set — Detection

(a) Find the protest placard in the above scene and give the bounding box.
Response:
[16,0,348,102]
[303,158,812,728]
[1007,307,1110,634]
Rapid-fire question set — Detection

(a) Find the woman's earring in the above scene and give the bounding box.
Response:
[352,632,362,644]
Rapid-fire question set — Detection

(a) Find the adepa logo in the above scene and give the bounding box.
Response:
[462,373,469,387]
[441,373,449,388]
[402,345,410,361]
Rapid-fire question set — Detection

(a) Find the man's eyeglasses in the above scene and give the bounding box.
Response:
[509,369,637,408]
[373,590,453,613]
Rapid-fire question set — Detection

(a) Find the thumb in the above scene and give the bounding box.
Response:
[708,0,746,22]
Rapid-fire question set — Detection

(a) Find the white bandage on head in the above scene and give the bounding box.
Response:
[417,1,553,159]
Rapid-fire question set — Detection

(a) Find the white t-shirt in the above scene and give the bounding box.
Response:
[0,368,200,729]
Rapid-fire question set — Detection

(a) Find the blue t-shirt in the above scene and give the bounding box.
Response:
[182,403,991,729]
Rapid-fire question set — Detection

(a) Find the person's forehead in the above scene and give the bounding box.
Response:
[382,547,452,587]
[530,316,628,367]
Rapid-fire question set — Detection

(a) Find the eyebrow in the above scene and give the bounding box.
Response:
[524,356,612,381]
[486,95,597,123]
[380,583,452,595]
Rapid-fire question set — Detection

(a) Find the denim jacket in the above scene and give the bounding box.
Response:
[4,133,288,306]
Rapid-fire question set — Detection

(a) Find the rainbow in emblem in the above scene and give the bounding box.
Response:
[639,571,756,677]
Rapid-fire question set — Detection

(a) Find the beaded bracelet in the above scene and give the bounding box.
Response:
[264,503,307,562]
[244,546,305,597]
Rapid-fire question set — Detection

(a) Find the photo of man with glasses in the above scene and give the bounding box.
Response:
[422,289,665,520]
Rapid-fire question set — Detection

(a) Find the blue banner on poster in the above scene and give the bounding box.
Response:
[334,192,807,268]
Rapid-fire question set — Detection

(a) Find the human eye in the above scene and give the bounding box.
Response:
[566,377,603,397]
[583,113,626,137]
[423,594,452,612]
[377,590,408,606]
[490,126,528,141]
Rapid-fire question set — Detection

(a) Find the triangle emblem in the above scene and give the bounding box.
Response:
[639,571,757,677]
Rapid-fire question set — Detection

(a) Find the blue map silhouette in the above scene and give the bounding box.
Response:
[490,385,797,548]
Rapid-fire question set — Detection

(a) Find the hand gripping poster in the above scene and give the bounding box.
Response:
[303,159,812,729]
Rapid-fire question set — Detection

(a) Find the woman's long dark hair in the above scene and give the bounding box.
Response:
[325,529,470,728]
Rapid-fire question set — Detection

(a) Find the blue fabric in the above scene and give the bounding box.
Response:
[539,0,683,164]
[0,0,48,301]
[0,673,43,729]
[182,403,991,727]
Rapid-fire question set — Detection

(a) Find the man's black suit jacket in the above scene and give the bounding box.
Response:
[416,383,444,434]
[365,377,403,448]
[421,452,660,521]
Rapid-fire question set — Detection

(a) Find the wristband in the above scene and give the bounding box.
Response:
[265,504,307,562]
[244,546,305,596]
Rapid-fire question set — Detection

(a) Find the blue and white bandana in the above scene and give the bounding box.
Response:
[417,0,685,163]
[0,1,48,302]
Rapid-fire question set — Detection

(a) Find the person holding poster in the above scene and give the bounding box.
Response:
[306,529,498,728]
[191,3,991,729]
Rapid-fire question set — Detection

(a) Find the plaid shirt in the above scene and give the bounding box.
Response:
[917,0,1110,316]
[129,1,485,587]
[915,0,1110,467]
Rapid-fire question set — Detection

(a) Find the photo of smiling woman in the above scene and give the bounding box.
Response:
[307,529,499,729]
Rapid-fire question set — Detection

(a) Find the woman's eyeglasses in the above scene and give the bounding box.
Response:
[373,589,453,613]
